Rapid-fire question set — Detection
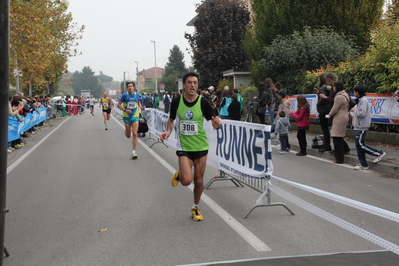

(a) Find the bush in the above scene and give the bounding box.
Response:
[259,27,358,95]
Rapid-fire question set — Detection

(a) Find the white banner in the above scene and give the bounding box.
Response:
[141,108,273,179]
[288,93,399,124]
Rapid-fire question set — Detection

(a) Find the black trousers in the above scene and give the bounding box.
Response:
[297,128,307,153]
[258,113,266,124]
[319,114,331,149]
[332,137,350,163]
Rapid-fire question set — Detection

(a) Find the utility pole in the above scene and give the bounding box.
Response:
[150,40,158,94]
[0,0,10,264]
[123,71,126,94]
[134,61,139,92]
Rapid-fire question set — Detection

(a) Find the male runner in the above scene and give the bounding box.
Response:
[160,72,221,221]
[117,82,145,159]
[89,95,96,116]
[100,91,114,130]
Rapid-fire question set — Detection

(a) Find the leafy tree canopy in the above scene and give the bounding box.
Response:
[185,0,250,89]
[10,0,84,95]
[72,67,104,98]
[245,0,384,84]
[259,27,358,94]
[159,45,187,92]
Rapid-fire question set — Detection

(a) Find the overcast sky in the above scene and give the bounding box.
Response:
[67,0,202,82]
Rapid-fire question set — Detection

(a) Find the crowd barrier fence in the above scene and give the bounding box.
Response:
[135,108,399,255]
[8,107,47,142]
[282,93,399,124]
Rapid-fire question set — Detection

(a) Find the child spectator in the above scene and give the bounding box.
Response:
[273,110,291,154]
[290,95,310,156]
[352,85,386,170]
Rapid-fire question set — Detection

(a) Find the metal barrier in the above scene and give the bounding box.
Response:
[205,171,295,218]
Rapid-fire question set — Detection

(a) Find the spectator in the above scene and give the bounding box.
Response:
[273,110,291,154]
[274,90,291,127]
[253,82,268,124]
[73,96,79,116]
[394,90,399,102]
[315,73,334,153]
[163,91,171,113]
[227,93,241,120]
[8,95,24,152]
[233,89,244,115]
[219,88,232,119]
[327,81,351,164]
[208,86,215,99]
[144,93,153,108]
[265,78,276,126]
[66,95,72,116]
[290,95,310,156]
[352,85,386,170]
[213,89,223,111]
[154,93,160,109]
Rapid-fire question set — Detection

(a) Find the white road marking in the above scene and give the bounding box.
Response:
[112,115,271,252]
[7,117,71,175]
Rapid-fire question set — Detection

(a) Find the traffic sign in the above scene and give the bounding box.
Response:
[159,83,165,90]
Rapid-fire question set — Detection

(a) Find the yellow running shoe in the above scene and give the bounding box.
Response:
[171,170,179,187]
[191,207,203,221]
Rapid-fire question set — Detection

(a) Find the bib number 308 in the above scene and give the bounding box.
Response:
[180,121,198,135]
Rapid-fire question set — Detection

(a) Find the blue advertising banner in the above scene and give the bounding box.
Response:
[8,107,47,142]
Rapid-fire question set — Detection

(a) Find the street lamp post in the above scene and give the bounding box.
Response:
[150,40,158,94]
[134,61,139,92]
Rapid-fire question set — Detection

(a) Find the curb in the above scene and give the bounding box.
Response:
[271,139,399,176]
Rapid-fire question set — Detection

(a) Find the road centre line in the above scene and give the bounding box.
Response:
[112,115,271,252]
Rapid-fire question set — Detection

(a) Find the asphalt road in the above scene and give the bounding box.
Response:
[4,110,399,266]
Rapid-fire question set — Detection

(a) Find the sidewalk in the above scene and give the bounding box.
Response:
[270,130,399,176]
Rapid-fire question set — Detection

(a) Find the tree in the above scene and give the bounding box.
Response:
[98,71,113,89]
[363,20,399,91]
[165,45,187,77]
[185,0,250,88]
[259,27,358,94]
[72,67,104,98]
[245,0,384,84]
[159,45,187,92]
[10,0,84,95]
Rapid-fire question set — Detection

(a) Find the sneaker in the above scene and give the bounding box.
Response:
[171,170,179,186]
[296,152,307,156]
[278,151,287,155]
[373,152,386,164]
[275,144,281,149]
[12,145,21,149]
[131,152,138,160]
[191,207,203,221]
[17,143,25,147]
[353,165,369,170]
[7,149,12,153]
[105,126,108,131]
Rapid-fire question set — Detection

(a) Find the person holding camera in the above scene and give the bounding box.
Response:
[394,90,399,102]
[314,73,334,152]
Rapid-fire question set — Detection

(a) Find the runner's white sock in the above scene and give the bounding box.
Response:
[132,150,136,155]
[192,204,199,209]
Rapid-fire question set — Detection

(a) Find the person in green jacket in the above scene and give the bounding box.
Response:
[154,93,160,110]
[234,89,244,115]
